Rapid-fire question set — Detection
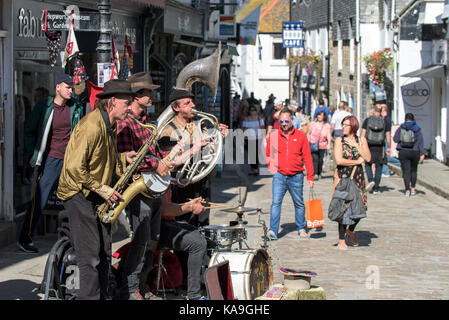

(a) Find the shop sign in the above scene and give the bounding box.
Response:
[219,15,236,38]
[14,0,64,49]
[164,6,203,37]
[42,10,101,32]
[282,21,305,48]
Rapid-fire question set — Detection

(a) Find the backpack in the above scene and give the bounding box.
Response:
[365,116,385,146]
[400,128,415,148]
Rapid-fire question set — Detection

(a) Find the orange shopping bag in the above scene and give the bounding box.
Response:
[305,189,325,229]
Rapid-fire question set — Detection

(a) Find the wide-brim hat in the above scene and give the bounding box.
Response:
[127,71,160,92]
[96,79,137,99]
[169,87,194,104]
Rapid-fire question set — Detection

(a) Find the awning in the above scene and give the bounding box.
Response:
[401,64,446,78]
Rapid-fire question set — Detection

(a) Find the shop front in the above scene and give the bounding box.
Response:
[9,0,146,222]
[147,0,205,118]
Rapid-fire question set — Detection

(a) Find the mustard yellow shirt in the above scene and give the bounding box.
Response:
[57,108,127,201]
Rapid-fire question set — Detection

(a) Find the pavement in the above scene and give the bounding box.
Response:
[0,158,448,300]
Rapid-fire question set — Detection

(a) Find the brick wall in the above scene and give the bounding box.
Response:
[328,26,359,111]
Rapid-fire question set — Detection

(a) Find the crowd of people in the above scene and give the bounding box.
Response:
[18,71,426,299]
[235,91,425,251]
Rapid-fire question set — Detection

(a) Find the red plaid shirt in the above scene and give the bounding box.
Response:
[117,110,166,172]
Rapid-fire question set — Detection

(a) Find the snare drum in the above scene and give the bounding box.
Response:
[208,249,273,300]
[200,225,246,250]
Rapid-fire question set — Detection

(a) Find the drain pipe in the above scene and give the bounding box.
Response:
[356,0,362,121]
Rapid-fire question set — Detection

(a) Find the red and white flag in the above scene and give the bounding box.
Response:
[62,15,79,68]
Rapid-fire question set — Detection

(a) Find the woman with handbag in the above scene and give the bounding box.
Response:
[308,110,332,180]
[333,115,371,250]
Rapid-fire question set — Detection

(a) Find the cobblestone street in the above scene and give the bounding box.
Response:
[210,163,449,300]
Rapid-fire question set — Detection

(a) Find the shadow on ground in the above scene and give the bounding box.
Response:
[0,279,41,300]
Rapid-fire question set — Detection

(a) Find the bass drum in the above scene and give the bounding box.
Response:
[208,249,273,300]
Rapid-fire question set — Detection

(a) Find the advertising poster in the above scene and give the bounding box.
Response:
[97,63,113,87]
[401,78,432,149]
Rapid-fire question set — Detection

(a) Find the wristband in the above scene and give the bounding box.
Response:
[190,203,193,212]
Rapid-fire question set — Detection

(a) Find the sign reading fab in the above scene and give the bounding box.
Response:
[282,21,304,48]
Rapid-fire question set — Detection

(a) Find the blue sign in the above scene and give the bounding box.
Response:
[282,21,305,48]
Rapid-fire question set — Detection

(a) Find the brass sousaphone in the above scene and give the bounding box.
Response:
[157,42,223,186]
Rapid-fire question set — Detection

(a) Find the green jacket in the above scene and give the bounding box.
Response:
[24,95,84,167]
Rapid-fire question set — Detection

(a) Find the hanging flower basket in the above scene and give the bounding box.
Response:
[363,48,393,85]
[288,50,323,76]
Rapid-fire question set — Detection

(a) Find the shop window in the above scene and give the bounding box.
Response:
[273,43,286,60]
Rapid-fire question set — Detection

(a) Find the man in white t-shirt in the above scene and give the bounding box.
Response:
[330,101,351,139]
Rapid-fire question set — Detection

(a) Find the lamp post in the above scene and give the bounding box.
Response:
[97,0,111,64]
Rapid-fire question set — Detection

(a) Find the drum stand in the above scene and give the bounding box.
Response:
[257,209,269,250]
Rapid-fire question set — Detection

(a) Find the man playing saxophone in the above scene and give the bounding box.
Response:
[57,79,138,300]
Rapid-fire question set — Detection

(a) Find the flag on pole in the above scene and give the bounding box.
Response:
[110,34,120,80]
[62,14,79,68]
[120,35,132,80]
[87,80,103,110]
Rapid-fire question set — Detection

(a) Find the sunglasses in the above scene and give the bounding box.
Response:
[279,120,290,124]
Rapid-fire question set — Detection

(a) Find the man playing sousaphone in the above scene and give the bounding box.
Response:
[57,79,138,300]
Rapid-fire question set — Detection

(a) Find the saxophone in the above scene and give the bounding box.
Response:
[97,115,158,223]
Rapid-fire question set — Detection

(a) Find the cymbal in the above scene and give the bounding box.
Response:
[220,206,259,214]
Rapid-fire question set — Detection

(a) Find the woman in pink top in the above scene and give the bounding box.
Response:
[307,110,332,180]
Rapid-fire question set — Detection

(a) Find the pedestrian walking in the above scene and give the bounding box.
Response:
[330,101,351,139]
[313,98,331,122]
[242,105,265,175]
[308,110,332,180]
[17,74,84,253]
[361,105,391,194]
[266,98,283,135]
[393,113,425,197]
[332,115,371,250]
[265,108,314,240]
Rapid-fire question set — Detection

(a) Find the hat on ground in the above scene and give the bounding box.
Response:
[55,74,74,86]
[127,72,160,92]
[96,79,137,99]
[169,87,194,104]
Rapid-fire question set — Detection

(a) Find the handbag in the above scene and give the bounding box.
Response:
[309,122,324,152]
[328,165,358,222]
[305,189,324,229]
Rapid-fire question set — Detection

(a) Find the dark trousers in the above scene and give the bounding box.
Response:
[399,149,420,190]
[365,162,383,192]
[159,219,207,299]
[122,194,161,295]
[64,192,111,300]
[19,156,63,244]
[311,149,326,176]
[338,220,359,240]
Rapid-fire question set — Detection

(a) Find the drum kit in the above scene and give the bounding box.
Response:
[199,191,274,300]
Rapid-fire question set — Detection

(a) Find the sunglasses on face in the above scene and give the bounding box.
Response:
[279,120,290,124]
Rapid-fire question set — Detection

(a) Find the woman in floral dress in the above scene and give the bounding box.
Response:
[333,115,371,250]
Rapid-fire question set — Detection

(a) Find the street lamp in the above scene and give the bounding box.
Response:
[97,0,112,64]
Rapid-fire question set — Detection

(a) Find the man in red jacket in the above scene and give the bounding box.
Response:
[266,108,314,240]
